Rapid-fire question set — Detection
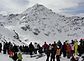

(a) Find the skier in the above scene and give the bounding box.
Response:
[56,46,61,61]
[17,52,23,61]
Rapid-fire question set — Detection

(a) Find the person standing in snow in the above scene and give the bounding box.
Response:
[42,42,49,54]
[0,43,2,53]
[46,44,52,61]
[57,40,62,56]
[12,52,18,61]
[12,45,19,53]
[66,42,71,58]
[8,49,14,58]
[37,44,43,56]
[34,42,38,54]
[3,42,7,54]
[29,42,34,57]
[17,52,23,61]
[57,40,62,48]
[53,41,57,50]
[62,42,67,57]
[70,43,74,56]
[50,44,56,61]
[71,40,74,45]
[56,46,61,61]
[74,39,78,55]
[79,39,84,56]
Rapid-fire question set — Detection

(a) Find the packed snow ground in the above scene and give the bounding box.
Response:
[0,53,69,61]
[0,53,83,61]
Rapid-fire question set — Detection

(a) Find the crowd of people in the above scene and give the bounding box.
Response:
[0,39,84,61]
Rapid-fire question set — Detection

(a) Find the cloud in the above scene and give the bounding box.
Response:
[62,0,84,15]
[12,0,29,6]
[28,0,78,12]
[0,0,84,16]
[0,0,29,14]
[63,5,84,14]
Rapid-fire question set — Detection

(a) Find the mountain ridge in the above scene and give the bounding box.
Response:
[0,4,84,45]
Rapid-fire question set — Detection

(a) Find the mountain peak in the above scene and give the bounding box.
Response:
[32,3,45,8]
[31,3,48,11]
[22,3,49,14]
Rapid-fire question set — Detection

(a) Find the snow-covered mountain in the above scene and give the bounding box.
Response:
[0,4,84,45]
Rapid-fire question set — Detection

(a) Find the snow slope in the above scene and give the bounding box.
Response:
[0,4,84,45]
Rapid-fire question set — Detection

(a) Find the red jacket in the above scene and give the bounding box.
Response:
[8,50,14,57]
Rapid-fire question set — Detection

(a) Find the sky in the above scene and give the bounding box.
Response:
[0,0,84,16]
